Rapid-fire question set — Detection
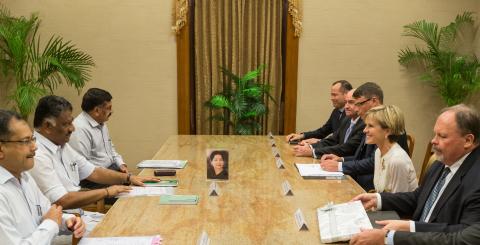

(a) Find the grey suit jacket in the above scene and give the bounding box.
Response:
[394,224,480,245]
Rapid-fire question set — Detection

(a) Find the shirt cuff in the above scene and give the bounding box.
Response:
[45,185,69,203]
[338,162,343,172]
[39,218,60,236]
[61,214,76,231]
[310,145,317,158]
[409,221,416,232]
[376,193,382,210]
[387,230,395,245]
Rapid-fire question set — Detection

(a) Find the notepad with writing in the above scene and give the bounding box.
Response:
[317,201,372,243]
[295,163,344,179]
[159,195,199,205]
[137,160,187,169]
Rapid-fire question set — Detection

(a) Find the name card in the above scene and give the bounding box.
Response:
[282,180,293,196]
[268,132,274,139]
[271,147,280,158]
[197,231,210,245]
[208,182,219,196]
[276,157,285,169]
[294,209,309,231]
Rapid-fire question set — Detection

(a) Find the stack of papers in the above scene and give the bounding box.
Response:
[144,180,178,187]
[137,160,187,169]
[159,195,199,205]
[79,235,162,245]
[295,163,344,179]
[116,186,175,197]
[317,201,372,243]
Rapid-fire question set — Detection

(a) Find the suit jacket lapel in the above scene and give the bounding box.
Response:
[428,148,479,221]
[354,134,366,159]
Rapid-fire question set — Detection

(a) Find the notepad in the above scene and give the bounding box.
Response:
[159,195,199,205]
[295,163,344,179]
[116,186,175,197]
[317,201,372,243]
[144,180,178,187]
[137,160,187,169]
[78,235,162,245]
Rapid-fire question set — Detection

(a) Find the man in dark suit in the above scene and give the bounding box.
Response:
[286,80,352,143]
[293,89,365,158]
[319,82,409,191]
[350,223,480,245]
[352,104,480,234]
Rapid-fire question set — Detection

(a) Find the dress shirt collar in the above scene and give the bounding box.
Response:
[0,165,29,184]
[81,111,102,128]
[34,131,61,155]
[446,152,470,176]
[350,117,360,125]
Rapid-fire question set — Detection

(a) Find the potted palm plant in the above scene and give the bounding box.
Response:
[205,65,275,135]
[0,6,94,118]
[398,12,480,106]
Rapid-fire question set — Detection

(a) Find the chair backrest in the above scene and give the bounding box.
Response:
[406,134,415,158]
[419,142,437,185]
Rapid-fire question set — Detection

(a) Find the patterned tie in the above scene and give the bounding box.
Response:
[343,121,354,143]
[419,167,451,222]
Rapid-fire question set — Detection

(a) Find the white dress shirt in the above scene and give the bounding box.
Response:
[70,111,124,169]
[29,131,96,203]
[0,166,74,245]
[373,143,418,193]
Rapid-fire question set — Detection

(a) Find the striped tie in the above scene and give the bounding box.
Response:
[419,167,451,222]
[344,122,354,143]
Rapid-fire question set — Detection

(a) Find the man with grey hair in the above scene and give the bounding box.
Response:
[350,104,480,244]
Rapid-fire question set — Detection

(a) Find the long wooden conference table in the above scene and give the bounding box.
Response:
[89,135,365,244]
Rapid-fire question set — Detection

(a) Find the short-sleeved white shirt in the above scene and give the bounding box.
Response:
[29,131,96,203]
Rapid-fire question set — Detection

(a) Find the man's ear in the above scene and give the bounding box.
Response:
[464,134,475,149]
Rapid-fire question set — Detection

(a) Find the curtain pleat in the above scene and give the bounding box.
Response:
[194,0,283,135]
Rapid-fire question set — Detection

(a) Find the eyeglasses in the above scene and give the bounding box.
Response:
[354,98,372,107]
[0,137,36,146]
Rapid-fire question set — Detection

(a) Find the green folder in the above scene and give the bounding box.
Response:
[144,180,178,187]
[159,195,199,205]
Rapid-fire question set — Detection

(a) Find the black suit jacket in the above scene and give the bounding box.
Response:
[303,108,345,140]
[342,132,409,191]
[311,117,365,158]
[394,223,480,245]
[381,146,480,232]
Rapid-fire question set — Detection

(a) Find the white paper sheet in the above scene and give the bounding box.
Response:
[137,160,187,169]
[116,186,175,197]
[295,163,344,177]
[79,235,162,245]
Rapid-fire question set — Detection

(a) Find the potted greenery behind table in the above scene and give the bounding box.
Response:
[205,65,275,135]
[398,12,480,106]
[0,6,94,118]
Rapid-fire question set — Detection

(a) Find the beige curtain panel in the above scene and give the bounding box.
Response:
[194,0,283,135]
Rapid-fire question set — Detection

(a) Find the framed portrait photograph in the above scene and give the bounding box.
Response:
[206,149,229,180]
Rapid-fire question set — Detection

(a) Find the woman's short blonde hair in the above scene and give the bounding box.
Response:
[365,105,405,142]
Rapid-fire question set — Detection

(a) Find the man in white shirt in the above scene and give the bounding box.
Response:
[350,104,480,243]
[0,109,85,244]
[69,88,128,189]
[29,95,159,210]
[70,88,128,173]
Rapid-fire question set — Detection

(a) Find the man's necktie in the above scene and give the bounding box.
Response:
[419,167,451,222]
[344,122,354,143]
